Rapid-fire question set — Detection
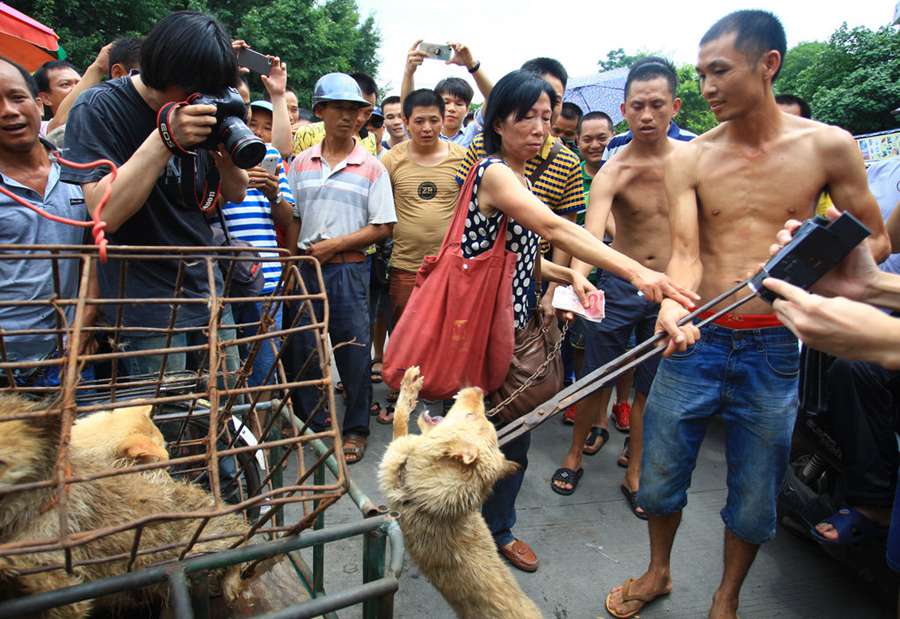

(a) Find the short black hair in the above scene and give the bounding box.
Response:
[700,10,787,82]
[775,93,811,118]
[1,57,39,98]
[520,57,568,89]
[560,101,583,122]
[140,11,238,94]
[402,88,445,118]
[483,70,558,154]
[350,72,378,97]
[434,77,474,106]
[109,37,143,78]
[579,111,614,134]
[381,95,401,109]
[625,56,678,99]
[33,60,77,93]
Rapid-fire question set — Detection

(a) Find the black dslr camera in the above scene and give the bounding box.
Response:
[188,88,266,169]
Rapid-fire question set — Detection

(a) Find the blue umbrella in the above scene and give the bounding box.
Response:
[563,67,628,125]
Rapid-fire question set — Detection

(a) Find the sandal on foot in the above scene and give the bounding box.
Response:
[342,434,367,465]
[551,467,583,496]
[370,401,382,416]
[617,436,630,468]
[582,427,610,455]
[377,405,394,425]
[605,577,669,619]
[811,507,887,545]
[371,361,383,383]
[620,484,648,520]
[335,381,345,394]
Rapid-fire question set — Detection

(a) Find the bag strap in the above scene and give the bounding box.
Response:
[527,138,562,185]
[441,159,510,257]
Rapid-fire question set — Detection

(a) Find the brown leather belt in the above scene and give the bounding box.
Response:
[301,249,367,264]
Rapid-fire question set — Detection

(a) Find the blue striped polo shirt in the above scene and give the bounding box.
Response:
[221,145,294,293]
[601,121,697,163]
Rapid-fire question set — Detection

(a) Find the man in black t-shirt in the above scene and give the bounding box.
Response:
[62,11,249,376]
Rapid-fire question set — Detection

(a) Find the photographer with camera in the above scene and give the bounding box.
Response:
[61,11,255,376]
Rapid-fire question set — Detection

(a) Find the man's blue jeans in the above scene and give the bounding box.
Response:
[286,262,371,437]
[638,324,799,545]
[482,431,530,547]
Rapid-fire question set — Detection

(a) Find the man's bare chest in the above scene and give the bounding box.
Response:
[696,147,824,223]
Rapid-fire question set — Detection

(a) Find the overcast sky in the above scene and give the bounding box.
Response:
[355,0,894,102]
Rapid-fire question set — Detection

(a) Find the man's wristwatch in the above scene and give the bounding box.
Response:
[467,61,481,74]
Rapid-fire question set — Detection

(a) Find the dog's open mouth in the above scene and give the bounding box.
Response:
[423,410,444,425]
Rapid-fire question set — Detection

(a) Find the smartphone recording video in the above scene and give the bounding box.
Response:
[417,42,452,61]
[237,48,273,75]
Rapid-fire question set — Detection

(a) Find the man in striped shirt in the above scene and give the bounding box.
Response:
[285,73,396,465]
[221,100,295,387]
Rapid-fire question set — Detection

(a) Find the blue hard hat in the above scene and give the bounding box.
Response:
[312,73,370,109]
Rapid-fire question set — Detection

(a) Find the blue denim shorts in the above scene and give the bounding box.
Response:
[637,323,800,544]
[582,271,660,394]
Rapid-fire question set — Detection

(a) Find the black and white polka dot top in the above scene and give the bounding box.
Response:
[461,157,540,329]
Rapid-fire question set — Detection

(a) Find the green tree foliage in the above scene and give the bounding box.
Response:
[17,0,380,106]
[597,48,646,72]
[777,25,899,134]
[674,65,717,135]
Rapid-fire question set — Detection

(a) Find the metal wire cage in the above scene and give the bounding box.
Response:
[0,244,347,608]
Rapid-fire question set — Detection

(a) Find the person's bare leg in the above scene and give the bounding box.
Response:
[620,391,648,517]
[554,387,611,492]
[371,312,387,371]
[708,529,760,619]
[615,368,634,407]
[606,512,679,615]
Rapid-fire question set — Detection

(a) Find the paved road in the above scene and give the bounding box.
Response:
[293,381,892,619]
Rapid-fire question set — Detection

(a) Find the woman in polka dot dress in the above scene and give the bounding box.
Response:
[468,70,697,573]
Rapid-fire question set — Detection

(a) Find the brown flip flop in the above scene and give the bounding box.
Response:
[604,577,670,619]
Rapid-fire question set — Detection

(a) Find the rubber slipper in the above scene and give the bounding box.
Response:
[582,426,610,455]
[335,381,344,394]
[620,484,647,520]
[376,405,394,425]
[369,401,381,416]
[551,467,583,496]
[605,577,669,619]
[811,507,887,545]
[342,434,367,465]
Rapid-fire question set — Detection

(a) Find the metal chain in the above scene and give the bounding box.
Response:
[486,320,569,418]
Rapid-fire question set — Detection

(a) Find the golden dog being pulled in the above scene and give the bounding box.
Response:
[379,367,541,619]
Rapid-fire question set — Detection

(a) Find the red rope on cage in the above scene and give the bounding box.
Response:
[0,153,116,262]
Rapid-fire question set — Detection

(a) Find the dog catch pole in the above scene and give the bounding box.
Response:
[497,278,757,447]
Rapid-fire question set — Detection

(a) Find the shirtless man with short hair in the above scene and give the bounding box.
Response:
[605,10,889,619]
[552,58,687,514]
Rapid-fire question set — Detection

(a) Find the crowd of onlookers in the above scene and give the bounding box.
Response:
[2,8,900,617]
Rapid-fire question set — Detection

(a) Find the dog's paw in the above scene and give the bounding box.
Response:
[400,366,424,396]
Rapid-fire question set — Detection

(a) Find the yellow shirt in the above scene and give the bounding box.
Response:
[381,141,467,272]
[291,121,378,157]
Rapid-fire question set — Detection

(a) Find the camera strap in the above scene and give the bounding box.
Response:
[157,101,192,157]
[180,154,221,213]
[157,100,221,213]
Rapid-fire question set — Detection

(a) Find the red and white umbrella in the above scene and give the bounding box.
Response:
[0,2,61,72]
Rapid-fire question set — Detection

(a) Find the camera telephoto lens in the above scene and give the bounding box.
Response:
[219,117,266,169]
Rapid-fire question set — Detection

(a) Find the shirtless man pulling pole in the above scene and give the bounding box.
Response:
[605,10,889,619]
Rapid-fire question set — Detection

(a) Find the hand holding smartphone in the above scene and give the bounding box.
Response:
[237,47,273,75]
[417,42,452,62]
